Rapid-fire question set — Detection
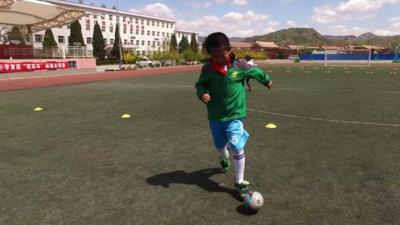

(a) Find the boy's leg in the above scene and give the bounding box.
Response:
[209,120,230,171]
[226,120,250,197]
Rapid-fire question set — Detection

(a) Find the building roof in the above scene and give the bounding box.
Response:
[175,29,198,34]
[43,0,176,23]
[231,42,252,48]
[288,45,304,50]
[321,46,344,50]
[254,41,279,48]
[362,45,385,50]
[0,0,85,32]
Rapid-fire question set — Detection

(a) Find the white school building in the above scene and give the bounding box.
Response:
[29,0,198,55]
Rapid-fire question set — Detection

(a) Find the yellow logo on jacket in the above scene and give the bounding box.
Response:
[231,71,239,79]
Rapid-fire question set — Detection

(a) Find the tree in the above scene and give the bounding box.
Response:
[178,36,190,53]
[169,34,177,52]
[190,33,198,53]
[68,20,85,46]
[42,29,57,49]
[7,26,25,44]
[111,23,123,60]
[0,25,10,44]
[92,22,106,60]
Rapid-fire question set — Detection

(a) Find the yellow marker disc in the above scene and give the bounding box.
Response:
[121,114,131,119]
[265,123,277,129]
[33,107,43,112]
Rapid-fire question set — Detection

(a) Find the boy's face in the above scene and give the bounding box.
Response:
[210,49,231,66]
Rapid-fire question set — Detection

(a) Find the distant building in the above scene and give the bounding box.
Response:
[231,42,252,51]
[25,0,197,56]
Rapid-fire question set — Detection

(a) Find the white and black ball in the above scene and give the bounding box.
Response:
[243,191,264,212]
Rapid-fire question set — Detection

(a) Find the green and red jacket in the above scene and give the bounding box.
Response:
[195,59,270,121]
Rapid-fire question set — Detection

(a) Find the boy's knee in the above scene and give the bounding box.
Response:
[229,144,245,152]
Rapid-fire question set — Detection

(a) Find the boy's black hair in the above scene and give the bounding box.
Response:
[204,32,231,54]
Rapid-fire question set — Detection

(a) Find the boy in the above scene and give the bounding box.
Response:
[244,55,256,91]
[195,32,272,197]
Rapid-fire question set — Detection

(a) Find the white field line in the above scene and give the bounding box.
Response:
[247,108,400,128]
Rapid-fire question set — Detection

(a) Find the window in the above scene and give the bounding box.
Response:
[110,39,114,44]
[101,25,105,32]
[142,50,145,55]
[142,40,145,45]
[152,21,155,26]
[93,15,97,19]
[166,23,169,28]
[157,22,159,27]
[135,18,138,24]
[130,28,133,34]
[136,40,139,45]
[124,39,127,45]
[123,25,127,34]
[130,40,134,45]
[167,33,169,37]
[136,30,139,35]
[147,20,150,25]
[86,37,92,44]
[137,50,140,55]
[147,31,150,36]
[103,38,107,44]
[162,22,164,27]
[141,19,144,24]
[148,41,151,46]
[101,15,105,20]
[141,30,144,35]
[109,15,113,20]
[110,25,114,33]
[34,35,42,43]
[58,36,65,43]
[157,31,160,36]
[152,31,155,36]
[162,32,165,37]
[123,17,126,22]
[152,41,155,47]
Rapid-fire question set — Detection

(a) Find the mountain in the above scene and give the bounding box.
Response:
[358,32,380,41]
[243,28,400,48]
[230,37,246,42]
[244,28,328,47]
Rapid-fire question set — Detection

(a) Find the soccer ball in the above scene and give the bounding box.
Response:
[243,191,264,212]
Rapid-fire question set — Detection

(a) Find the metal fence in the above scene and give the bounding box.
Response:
[299,54,397,61]
[34,46,93,59]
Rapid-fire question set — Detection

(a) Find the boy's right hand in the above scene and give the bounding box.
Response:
[201,93,211,103]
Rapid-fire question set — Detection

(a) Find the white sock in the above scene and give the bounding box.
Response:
[217,145,230,160]
[233,150,245,184]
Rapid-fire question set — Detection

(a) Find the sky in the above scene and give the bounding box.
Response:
[85,0,400,37]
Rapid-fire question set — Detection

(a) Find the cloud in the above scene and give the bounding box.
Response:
[312,0,400,24]
[177,11,279,37]
[191,1,212,9]
[233,0,248,6]
[327,25,366,35]
[131,2,176,20]
[286,20,296,27]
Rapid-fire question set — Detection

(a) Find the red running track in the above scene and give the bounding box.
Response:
[0,65,202,92]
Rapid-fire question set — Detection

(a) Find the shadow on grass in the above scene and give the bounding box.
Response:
[146,167,242,202]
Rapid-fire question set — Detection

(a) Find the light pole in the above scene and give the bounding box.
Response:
[116,0,122,69]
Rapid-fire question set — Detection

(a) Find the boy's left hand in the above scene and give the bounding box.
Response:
[266,81,272,90]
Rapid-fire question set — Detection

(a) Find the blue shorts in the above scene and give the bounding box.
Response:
[209,119,250,152]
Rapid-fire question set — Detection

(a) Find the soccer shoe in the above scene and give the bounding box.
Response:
[219,157,231,172]
[235,180,250,198]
